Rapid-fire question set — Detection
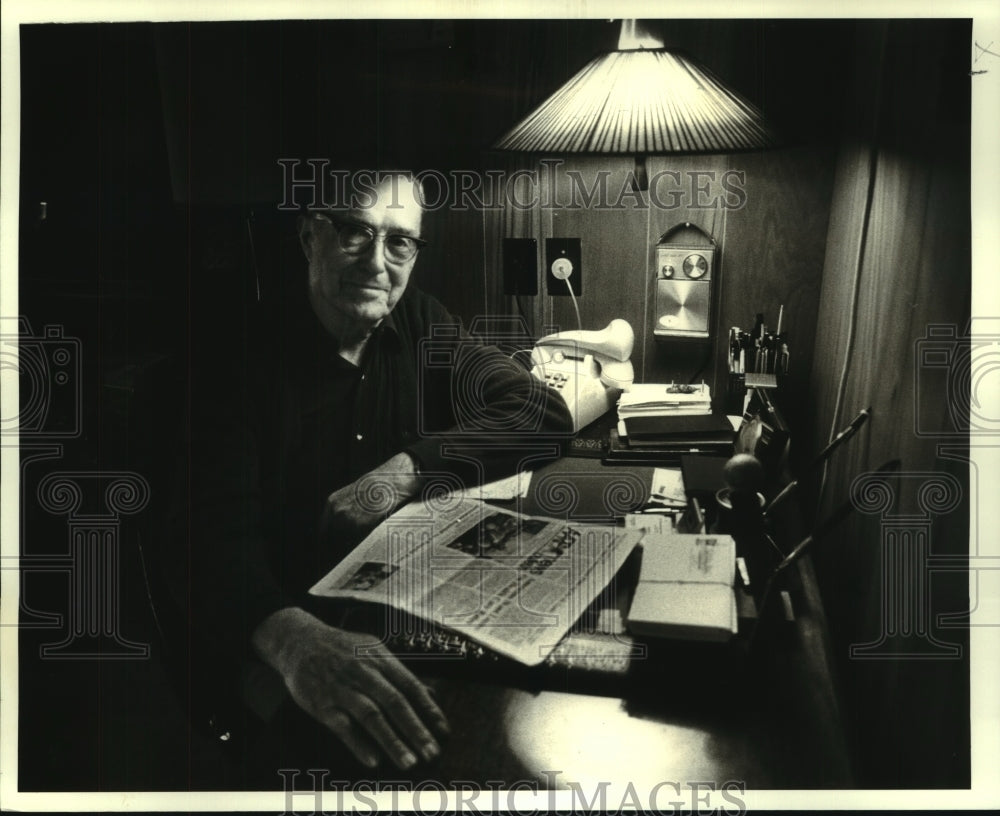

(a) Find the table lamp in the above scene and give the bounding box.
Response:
[492,19,776,190]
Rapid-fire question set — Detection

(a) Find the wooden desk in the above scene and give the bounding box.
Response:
[240,458,854,791]
[409,560,852,789]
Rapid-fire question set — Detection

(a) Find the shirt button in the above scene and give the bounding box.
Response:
[356,433,364,441]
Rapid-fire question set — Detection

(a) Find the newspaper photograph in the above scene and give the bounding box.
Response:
[310,497,643,665]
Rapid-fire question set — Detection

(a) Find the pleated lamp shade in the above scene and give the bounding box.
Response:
[493,48,775,155]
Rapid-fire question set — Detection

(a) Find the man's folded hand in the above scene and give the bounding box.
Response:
[251,606,449,770]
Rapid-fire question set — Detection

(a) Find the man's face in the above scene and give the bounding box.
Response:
[302,176,423,333]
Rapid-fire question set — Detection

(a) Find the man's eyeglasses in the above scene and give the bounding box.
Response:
[314,213,427,264]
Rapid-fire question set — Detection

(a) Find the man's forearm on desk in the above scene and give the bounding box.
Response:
[320,451,424,540]
[404,361,574,486]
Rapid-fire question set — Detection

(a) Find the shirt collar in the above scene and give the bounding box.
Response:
[284,283,404,359]
[380,309,400,340]
[302,308,402,368]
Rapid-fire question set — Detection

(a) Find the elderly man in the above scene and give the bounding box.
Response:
[176,170,572,776]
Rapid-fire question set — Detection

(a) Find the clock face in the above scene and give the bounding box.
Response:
[683,253,709,279]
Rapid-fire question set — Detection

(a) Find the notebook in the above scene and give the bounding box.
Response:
[626,533,738,642]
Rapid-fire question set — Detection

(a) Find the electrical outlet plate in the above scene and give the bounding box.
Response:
[545,237,582,296]
[502,238,538,296]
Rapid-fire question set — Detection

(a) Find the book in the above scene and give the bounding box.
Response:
[623,414,734,447]
[626,533,738,642]
[604,428,731,465]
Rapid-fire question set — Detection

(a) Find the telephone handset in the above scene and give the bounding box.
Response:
[530,319,635,431]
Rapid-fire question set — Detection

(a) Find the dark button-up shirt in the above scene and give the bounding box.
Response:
[175,283,572,662]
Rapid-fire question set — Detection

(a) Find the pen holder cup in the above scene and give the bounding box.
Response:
[714,488,784,594]
[713,488,766,530]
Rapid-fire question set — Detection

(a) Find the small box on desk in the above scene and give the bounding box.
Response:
[679,454,728,500]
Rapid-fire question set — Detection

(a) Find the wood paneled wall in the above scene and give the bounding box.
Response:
[19,17,974,789]
[804,20,971,787]
[480,146,836,409]
[473,19,973,788]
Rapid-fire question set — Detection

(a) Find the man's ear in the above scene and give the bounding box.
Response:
[297,214,314,262]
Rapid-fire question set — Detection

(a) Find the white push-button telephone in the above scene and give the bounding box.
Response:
[529,319,635,431]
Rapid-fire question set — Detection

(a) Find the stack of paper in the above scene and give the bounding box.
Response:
[617,382,711,439]
[619,383,711,418]
[626,533,738,642]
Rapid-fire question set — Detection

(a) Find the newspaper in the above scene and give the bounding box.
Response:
[309,497,642,666]
[449,470,532,501]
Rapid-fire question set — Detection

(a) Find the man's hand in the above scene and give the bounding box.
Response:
[320,452,422,542]
[252,606,449,770]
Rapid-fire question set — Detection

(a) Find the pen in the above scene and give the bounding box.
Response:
[691,497,705,534]
[730,328,741,371]
[736,556,751,588]
[778,343,790,374]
